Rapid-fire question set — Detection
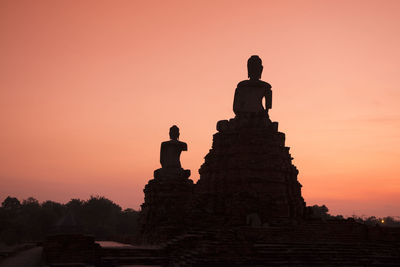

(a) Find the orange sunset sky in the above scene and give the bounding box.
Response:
[1,0,399,218]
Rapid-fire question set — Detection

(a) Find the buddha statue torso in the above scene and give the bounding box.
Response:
[154,126,190,179]
[160,140,187,169]
[233,79,272,116]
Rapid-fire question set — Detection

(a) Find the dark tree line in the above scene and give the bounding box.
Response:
[1,197,398,246]
[310,204,400,227]
[0,196,140,245]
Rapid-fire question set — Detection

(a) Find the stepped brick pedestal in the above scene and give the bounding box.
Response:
[140,168,194,243]
[194,115,306,227]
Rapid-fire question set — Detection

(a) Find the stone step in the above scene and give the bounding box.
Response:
[100,256,167,265]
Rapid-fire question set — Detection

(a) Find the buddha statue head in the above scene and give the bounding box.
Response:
[247,55,263,80]
[169,125,180,140]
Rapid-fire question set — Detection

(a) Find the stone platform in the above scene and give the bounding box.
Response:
[96,241,166,266]
[163,222,400,266]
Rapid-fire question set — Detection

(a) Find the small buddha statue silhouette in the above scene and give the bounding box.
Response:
[233,55,272,119]
[155,125,190,179]
[160,125,187,169]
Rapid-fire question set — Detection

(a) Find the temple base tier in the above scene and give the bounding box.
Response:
[139,168,194,243]
[193,115,306,227]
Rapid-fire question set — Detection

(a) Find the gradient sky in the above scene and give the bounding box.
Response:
[1,0,399,218]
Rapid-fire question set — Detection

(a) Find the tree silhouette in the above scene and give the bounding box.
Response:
[0,196,140,245]
[2,196,21,210]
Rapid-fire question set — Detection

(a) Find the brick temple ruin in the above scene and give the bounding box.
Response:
[140,56,307,243]
[137,56,400,265]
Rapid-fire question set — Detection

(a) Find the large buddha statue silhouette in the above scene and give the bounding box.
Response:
[233,55,272,118]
